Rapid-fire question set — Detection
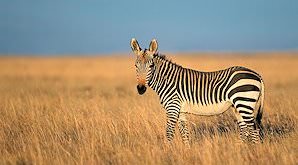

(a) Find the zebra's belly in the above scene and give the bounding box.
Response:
[180,101,232,116]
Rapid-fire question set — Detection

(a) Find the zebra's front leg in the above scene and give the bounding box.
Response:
[165,108,179,142]
[178,113,190,147]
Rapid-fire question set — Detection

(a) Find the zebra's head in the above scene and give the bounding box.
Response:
[130,38,158,95]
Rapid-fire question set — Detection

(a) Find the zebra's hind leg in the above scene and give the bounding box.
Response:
[233,108,248,142]
[246,121,261,143]
[237,121,249,142]
[256,121,264,142]
[234,107,259,143]
[178,113,190,148]
[234,106,261,143]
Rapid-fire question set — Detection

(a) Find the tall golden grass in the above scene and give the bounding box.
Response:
[0,53,297,164]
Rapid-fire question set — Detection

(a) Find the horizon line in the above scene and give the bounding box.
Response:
[0,50,297,57]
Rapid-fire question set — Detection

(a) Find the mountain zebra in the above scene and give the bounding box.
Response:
[130,38,265,146]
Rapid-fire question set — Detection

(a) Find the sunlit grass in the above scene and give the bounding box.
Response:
[0,53,297,164]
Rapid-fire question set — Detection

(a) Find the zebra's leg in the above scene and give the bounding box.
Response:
[178,113,190,147]
[240,106,261,143]
[247,121,261,143]
[235,105,260,143]
[233,108,249,142]
[255,100,264,142]
[239,122,249,142]
[165,104,180,142]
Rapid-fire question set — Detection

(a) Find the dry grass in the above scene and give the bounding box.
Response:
[0,53,297,165]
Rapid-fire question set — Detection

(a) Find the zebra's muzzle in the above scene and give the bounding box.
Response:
[137,84,147,95]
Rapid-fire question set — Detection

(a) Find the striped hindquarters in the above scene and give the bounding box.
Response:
[225,67,263,119]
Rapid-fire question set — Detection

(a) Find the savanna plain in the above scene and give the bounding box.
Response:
[0,53,297,165]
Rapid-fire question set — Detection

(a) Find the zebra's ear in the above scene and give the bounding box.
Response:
[149,39,158,54]
[130,38,141,55]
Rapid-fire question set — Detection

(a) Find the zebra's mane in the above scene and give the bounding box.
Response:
[153,52,167,60]
[153,53,182,68]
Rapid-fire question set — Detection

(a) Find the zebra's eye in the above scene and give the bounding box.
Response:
[135,64,137,67]
[149,63,154,67]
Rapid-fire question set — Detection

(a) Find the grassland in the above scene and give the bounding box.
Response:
[0,53,297,164]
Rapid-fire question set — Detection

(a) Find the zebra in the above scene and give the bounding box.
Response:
[130,38,265,146]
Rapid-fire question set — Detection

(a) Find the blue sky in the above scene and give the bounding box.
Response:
[0,0,297,55]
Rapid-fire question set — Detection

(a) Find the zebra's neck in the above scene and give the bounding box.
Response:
[147,55,181,95]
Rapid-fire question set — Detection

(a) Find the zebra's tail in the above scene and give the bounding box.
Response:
[256,80,265,138]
